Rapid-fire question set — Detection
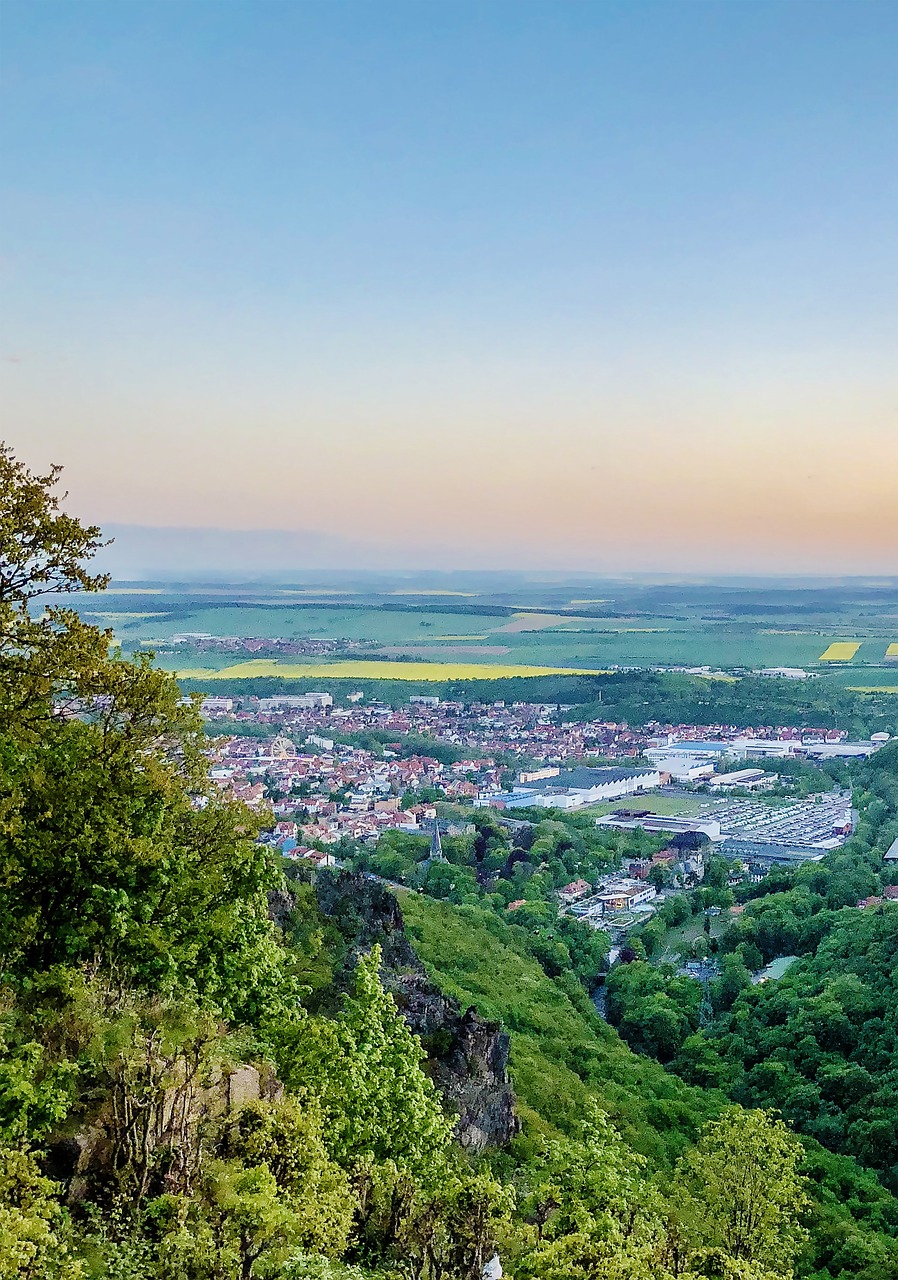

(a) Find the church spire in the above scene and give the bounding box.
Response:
[429,815,445,861]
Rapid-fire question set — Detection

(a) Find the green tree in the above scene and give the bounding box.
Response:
[649,863,673,890]
[0,444,109,737]
[161,1159,318,1280]
[712,954,753,1013]
[516,1103,668,1279]
[0,722,296,1031]
[292,948,451,1175]
[704,858,729,891]
[217,1099,353,1256]
[0,450,300,1033]
[674,1107,809,1274]
[0,1145,82,1280]
[422,861,477,903]
[0,1026,76,1147]
[357,1161,514,1280]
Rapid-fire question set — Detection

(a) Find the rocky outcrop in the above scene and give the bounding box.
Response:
[312,872,520,1151]
[49,1059,283,1205]
[395,975,519,1151]
[313,870,418,973]
[267,886,297,930]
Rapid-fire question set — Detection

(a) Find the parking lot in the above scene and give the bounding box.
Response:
[697,791,853,851]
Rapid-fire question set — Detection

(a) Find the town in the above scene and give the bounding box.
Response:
[200,690,878,909]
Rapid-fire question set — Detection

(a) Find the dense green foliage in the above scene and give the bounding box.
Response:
[564,672,898,738]
[400,888,898,1280]
[681,909,898,1185]
[400,892,716,1162]
[605,747,898,1187]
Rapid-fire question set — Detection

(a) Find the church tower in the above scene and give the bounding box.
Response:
[429,816,445,861]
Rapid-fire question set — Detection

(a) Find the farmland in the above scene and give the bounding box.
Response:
[54,573,898,694]
[175,659,610,682]
[819,641,862,661]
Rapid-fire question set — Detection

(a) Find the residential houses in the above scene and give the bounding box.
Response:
[199,692,873,854]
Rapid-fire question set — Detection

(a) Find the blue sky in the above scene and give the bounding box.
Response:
[2,1,896,571]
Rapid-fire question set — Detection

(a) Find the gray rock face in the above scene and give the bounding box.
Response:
[312,872,521,1151]
[50,1058,283,1205]
[227,1065,260,1110]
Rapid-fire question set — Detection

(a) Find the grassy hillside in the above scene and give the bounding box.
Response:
[399,892,719,1166]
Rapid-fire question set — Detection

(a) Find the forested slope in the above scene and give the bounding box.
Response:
[603,743,898,1181]
[399,893,715,1164]
[399,892,898,1280]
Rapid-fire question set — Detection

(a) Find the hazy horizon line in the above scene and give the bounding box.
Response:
[87,524,898,582]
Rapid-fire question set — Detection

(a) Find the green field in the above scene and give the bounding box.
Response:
[582,794,706,818]
[651,909,730,967]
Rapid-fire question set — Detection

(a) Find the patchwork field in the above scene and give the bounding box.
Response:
[58,574,898,690]
[493,613,580,633]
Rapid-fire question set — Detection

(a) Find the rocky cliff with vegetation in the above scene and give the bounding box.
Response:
[307,869,519,1152]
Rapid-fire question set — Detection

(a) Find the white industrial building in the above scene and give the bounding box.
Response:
[708,768,774,792]
[756,668,818,680]
[523,765,661,808]
[258,693,334,710]
[487,765,661,811]
[651,755,716,783]
[595,813,723,842]
[647,738,796,766]
[646,742,730,765]
[801,741,883,760]
[729,739,796,760]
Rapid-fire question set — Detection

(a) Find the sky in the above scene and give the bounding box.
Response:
[2,1,896,574]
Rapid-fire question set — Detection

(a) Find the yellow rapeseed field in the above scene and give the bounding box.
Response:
[176,659,610,682]
[886,643,898,658]
[819,642,861,662]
